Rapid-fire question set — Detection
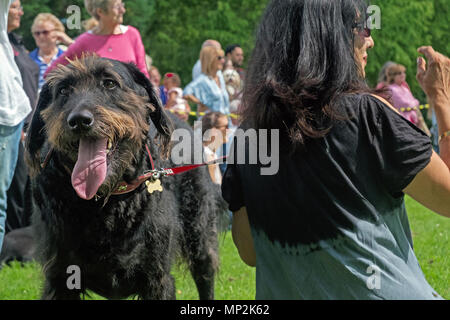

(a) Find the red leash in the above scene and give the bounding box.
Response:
[111,144,227,195]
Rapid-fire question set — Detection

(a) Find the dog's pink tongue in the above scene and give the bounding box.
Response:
[71,138,108,200]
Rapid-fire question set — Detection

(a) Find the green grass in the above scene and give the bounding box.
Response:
[0,196,448,300]
[403,196,450,299]
[0,232,256,300]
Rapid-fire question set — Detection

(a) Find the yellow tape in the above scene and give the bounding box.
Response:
[399,104,429,112]
[167,109,239,119]
[168,104,429,118]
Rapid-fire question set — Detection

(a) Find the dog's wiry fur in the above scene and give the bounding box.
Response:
[25,56,226,300]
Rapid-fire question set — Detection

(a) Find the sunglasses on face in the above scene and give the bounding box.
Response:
[33,30,54,37]
[217,56,225,61]
[113,2,125,10]
[10,5,23,11]
[353,23,371,38]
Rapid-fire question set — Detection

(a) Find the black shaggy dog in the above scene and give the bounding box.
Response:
[24,56,226,300]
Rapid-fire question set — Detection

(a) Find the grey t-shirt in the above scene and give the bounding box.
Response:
[222,94,442,299]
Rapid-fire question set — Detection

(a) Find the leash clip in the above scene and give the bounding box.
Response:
[143,169,167,181]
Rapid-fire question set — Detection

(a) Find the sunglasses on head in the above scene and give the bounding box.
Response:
[33,30,54,37]
[353,23,371,38]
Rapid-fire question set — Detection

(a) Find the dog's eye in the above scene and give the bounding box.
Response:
[102,79,118,90]
[59,87,70,96]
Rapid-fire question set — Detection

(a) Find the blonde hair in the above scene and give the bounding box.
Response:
[200,46,224,77]
[31,13,65,33]
[82,17,99,31]
[386,64,406,84]
[84,0,115,20]
[145,54,153,70]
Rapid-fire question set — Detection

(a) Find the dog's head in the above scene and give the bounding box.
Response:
[25,56,172,200]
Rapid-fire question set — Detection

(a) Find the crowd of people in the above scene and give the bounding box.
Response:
[1,0,449,300]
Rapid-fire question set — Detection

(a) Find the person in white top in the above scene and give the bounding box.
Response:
[0,0,31,252]
[201,112,229,185]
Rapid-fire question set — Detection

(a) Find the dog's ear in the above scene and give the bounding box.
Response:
[25,83,52,177]
[122,62,173,158]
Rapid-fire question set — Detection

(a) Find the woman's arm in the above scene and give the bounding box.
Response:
[404,91,450,217]
[184,94,209,114]
[207,164,219,184]
[132,27,150,79]
[403,47,450,218]
[232,206,256,267]
[184,94,200,104]
[404,150,450,218]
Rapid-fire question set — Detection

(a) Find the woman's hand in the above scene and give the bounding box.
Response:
[183,94,200,105]
[183,94,209,115]
[54,31,74,46]
[417,46,450,103]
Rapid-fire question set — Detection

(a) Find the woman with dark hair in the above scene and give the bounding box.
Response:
[222,0,449,299]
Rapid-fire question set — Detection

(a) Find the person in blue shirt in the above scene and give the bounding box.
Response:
[184,46,230,116]
[28,13,72,91]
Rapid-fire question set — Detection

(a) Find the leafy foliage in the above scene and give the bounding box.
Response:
[17,0,449,101]
[367,0,449,102]
[19,0,267,87]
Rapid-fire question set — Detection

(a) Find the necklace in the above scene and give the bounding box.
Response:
[39,47,58,64]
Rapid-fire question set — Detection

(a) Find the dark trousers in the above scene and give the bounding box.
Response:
[6,142,32,233]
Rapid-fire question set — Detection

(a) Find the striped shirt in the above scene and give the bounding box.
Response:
[29,47,64,91]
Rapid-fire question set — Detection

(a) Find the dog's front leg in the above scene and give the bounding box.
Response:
[138,274,176,300]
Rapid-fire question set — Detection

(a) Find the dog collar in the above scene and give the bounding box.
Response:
[110,144,226,196]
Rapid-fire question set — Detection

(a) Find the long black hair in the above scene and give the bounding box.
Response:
[242,0,371,149]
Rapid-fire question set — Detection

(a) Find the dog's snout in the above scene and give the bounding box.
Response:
[67,110,95,132]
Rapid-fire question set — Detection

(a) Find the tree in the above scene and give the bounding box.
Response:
[17,0,448,102]
[366,0,448,103]
[141,0,268,86]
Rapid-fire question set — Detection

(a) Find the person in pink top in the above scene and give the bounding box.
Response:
[45,0,149,78]
[386,63,430,135]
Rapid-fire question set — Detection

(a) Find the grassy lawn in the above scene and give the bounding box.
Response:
[0,232,256,300]
[0,195,448,300]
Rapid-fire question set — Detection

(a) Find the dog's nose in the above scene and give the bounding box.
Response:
[67,110,94,132]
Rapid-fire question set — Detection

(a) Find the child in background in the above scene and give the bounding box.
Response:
[201,112,229,185]
[148,66,161,96]
[164,72,191,122]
